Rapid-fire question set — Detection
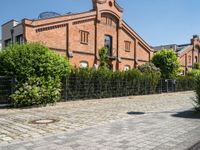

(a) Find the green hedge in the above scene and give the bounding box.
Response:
[62,69,196,101]
[175,76,196,92]
[63,68,161,100]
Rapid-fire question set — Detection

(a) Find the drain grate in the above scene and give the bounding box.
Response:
[30,119,58,124]
[127,112,145,115]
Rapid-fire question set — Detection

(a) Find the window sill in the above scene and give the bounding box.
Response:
[125,49,130,52]
[80,42,88,45]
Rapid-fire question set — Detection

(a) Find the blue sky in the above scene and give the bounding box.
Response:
[1,0,200,46]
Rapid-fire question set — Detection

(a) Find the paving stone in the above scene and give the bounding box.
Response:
[0,92,199,150]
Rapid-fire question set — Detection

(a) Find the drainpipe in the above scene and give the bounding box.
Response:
[10,29,14,46]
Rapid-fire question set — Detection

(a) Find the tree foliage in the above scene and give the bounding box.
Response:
[152,49,180,79]
[99,47,109,71]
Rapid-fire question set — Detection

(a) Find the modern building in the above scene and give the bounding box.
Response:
[154,35,200,74]
[1,0,153,71]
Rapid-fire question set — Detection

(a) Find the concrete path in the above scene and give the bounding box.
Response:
[0,91,199,150]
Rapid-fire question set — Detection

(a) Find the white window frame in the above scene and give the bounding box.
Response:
[124,65,131,71]
[80,61,89,68]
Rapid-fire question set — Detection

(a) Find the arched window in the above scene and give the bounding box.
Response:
[124,65,131,71]
[80,61,88,68]
[104,35,112,57]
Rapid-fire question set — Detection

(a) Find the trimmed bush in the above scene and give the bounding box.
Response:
[0,43,70,107]
[175,76,196,91]
[63,68,161,100]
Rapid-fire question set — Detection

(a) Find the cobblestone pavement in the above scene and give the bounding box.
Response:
[0,91,200,150]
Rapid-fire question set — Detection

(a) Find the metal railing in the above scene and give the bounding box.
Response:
[0,76,195,104]
[0,76,15,105]
[62,77,195,101]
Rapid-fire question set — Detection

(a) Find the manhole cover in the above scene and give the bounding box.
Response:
[31,119,58,124]
[127,112,145,115]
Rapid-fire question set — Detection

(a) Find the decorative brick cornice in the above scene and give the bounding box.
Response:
[36,23,67,33]
[73,18,95,25]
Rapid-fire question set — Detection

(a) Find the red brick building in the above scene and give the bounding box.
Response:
[2,0,153,71]
[154,35,200,75]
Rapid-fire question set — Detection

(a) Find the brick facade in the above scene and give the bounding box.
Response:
[2,0,153,71]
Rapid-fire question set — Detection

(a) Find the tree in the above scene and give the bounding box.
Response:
[99,47,110,71]
[152,49,180,79]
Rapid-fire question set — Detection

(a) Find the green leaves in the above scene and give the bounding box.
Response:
[99,47,110,71]
[152,49,180,79]
[0,43,71,107]
[11,76,61,107]
[0,43,70,79]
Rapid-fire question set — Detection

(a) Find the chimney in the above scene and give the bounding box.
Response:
[191,34,199,45]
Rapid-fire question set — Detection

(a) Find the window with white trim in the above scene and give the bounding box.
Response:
[80,61,89,68]
[124,65,131,71]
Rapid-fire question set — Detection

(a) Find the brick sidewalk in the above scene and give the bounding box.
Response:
[0,91,199,150]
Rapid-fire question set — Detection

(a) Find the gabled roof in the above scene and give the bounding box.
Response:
[177,45,193,56]
[122,20,153,52]
[153,43,193,56]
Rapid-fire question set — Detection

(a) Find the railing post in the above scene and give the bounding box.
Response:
[63,77,68,101]
[173,79,176,92]
[11,76,16,94]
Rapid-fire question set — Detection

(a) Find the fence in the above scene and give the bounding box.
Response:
[0,76,15,105]
[0,76,196,105]
[62,77,196,101]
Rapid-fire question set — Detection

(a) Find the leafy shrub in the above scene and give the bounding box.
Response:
[138,62,161,75]
[152,49,180,79]
[194,63,200,69]
[187,69,200,77]
[0,43,70,79]
[0,43,71,107]
[11,77,61,107]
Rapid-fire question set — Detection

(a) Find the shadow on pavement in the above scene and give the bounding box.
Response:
[172,110,200,119]
[188,141,200,150]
